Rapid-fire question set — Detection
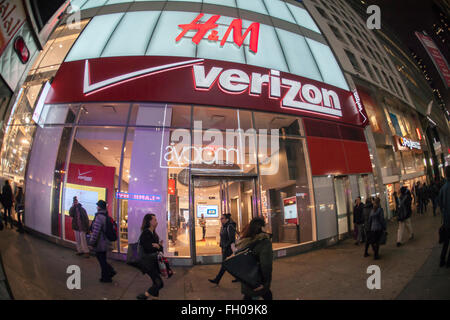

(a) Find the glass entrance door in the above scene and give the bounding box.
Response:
[192,176,258,263]
[334,176,352,239]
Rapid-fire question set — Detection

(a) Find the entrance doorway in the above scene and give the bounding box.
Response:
[191,176,258,264]
[334,176,353,239]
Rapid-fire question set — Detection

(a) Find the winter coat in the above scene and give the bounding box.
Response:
[368,207,386,232]
[397,192,412,222]
[438,180,450,228]
[2,184,13,208]
[363,202,373,233]
[236,232,273,298]
[220,220,237,250]
[69,204,90,232]
[89,210,110,253]
[353,203,364,224]
[138,228,163,274]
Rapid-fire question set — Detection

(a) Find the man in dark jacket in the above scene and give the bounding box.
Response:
[396,186,414,247]
[88,200,116,282]
[209,213,237,285]
[2,180,13,229]
[430,180,440,216]
[438,166,450,267]
[353,197,365,245]
[69,197,90,257]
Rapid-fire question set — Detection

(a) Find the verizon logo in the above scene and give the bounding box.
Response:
[193,65,343,117]
[78,169,93,182]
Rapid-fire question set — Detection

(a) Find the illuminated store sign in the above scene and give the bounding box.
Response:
[399,137,421,150]
[46,56,369,127]
[176,13,260,53]
[116,192,162,202]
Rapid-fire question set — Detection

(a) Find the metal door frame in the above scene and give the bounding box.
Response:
[190,174,258,265]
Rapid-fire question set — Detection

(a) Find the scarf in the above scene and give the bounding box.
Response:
[236,232,271,250]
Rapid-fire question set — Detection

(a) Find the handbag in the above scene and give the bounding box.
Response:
[222,240,263,289]
[126,242,141,267]
[157,252,168,278]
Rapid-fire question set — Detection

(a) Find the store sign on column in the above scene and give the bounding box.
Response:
[0,0,26,56]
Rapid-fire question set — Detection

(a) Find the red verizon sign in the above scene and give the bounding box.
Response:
[45,56,368,127]
[176,13,260,53]
[416,32,450,88]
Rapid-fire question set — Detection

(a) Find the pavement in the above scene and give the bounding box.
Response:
[0,205,448,300]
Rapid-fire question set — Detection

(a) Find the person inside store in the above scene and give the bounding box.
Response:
[136,213,166,300]
[69,196,90,257]
[364,197,386,260]
[88,200,117,283]
[208,213,238,285]
[2,180,13,229]
[199,213,207,241]
[353,197,365,245]
[235,217,273,300]
[438,166,450,268]
[14,186,25,233]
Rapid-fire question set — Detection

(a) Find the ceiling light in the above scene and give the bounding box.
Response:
[104,146,109,150]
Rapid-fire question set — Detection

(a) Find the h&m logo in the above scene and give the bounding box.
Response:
[176,13,260,53]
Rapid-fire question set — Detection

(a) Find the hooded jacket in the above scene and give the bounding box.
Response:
[89,209,110,252]
[236,232,273,298]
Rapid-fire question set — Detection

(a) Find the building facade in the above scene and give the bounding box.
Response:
[0,0,447,266]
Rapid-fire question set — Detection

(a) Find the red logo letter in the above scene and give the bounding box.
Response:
[220,19,260,53]
[176,13,220,45]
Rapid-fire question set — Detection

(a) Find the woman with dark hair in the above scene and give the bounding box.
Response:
[364,197,386,260]
[209,213,238,285]
[137,213,166,300]
[236,217,273,300]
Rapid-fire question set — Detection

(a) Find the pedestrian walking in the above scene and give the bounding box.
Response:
[362,197,373,244]
[88,200,116,283]
[396,186,414,247]
[2,180,13,229]
[430,180,440,216]
[209,213,238,285]
[235,217,273,300]
[393,191,400,217]
[69,196,90,257]
[364,197,386,260]
[199,214,206,241]
[353,197,365,245]
[14,187,25,233]
[438,166,450,268]
[136,213,165,300]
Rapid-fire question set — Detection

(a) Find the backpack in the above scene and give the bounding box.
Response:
[104,215,118,241]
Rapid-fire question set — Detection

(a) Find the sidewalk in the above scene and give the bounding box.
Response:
[0,207,447,300]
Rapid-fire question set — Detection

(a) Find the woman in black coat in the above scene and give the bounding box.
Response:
[136,213,164,300]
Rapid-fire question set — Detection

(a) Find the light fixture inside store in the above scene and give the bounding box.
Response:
[104,146,109,150]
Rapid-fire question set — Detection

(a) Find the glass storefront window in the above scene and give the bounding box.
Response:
[62,126,125,250]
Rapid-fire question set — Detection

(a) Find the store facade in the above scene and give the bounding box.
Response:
[3,0,374,265]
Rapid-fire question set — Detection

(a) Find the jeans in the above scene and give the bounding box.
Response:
[146,262,164,297]
[202,227,206,239]
[96,252,115,280]
[397,218,413,244]
[75,231,89,253]
[214,246,233,283]
[3,206,11,227]
[355,224,364,243]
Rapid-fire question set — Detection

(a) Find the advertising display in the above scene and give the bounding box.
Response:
[283,197,298,224]
[0,0,26,56]
[61,183,106,219]
[196,204,219,218]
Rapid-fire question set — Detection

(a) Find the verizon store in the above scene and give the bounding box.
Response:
[7,0,374,264]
